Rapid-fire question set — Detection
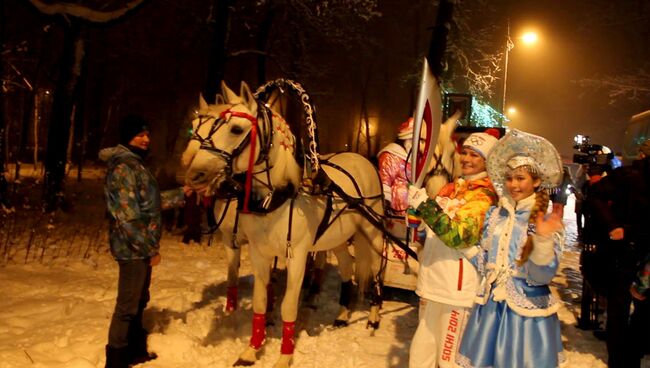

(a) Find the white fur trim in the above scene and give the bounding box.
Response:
[377,143,408,160]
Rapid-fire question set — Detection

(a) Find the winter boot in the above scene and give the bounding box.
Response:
[105,345,130,368]
[128,328,157,365]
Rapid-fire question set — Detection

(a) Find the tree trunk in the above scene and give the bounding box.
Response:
[256,2,276,86]
[0,2,9,208]
[74,60,88,182]
[43,19,85,211]
[203,0,234,104]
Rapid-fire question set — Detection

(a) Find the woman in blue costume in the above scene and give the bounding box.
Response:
[456,130,565,368]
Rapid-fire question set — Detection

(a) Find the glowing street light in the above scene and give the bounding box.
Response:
[507,106,517,116]
[521,31,539,45]
[502,23,539,121]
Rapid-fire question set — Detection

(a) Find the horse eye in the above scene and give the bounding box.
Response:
[230,125,244,135]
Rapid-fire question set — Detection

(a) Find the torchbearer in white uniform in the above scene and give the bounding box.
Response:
[407,131,499,368]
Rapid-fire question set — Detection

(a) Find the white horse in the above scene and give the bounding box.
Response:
[183,81,387,367]
[182,111,348,318]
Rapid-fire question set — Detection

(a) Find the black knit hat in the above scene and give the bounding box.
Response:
[119,114,150,146]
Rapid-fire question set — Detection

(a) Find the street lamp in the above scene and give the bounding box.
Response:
[501,22,538,120]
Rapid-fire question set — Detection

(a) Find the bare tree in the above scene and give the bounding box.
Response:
[577,69,650,105]
[0,4,7,208]
[229,0,380,89]
[446,0,506,104]
[203,0,235,104]
[26,0,147,212]
[574,0,650,107]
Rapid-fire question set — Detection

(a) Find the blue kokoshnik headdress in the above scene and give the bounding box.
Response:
[486,129,563,197]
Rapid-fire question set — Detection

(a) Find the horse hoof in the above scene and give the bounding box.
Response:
[273,353,292,368]
[366,320,380,329]
[233,346,258,366]
[332,319,348,328]
[233,358,256,366]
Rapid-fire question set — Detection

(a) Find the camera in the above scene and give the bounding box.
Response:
[572,134,613,167]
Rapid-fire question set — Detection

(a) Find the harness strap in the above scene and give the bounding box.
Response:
[242,116,259,213]
[314,193,334,243]
[206,198,234,247]
[231,208,240,249]
[328,182,418,260]
[320,159,367,198]
[286,196,295,258]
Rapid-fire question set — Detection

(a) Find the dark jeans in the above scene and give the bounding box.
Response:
[108,259,152,348]
[604,250,645,368]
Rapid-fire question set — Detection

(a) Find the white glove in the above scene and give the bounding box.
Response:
[408,186,428,209]
[529,234,556,265]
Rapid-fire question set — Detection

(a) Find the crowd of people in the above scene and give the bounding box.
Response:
[575,139,650,368]
[377,118,650,368]
[100,111,650,368]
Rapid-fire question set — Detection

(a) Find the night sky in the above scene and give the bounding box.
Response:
[3,0,649,165]
[504,0,649,157]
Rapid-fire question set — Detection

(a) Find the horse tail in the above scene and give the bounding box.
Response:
[352,231,379,295]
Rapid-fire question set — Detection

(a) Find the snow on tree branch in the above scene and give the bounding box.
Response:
[577,69,650,104]
[27,0,147,23]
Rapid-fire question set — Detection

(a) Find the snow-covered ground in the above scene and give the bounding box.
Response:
[0,174,647,367]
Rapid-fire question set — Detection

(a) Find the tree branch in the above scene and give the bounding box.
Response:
[27,0,147,23]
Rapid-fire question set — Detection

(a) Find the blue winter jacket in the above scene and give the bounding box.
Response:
[99,145,184,260]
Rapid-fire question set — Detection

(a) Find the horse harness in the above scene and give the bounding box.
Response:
[191,104,277,211]
[427,149,456,183]
[192,102,418,260]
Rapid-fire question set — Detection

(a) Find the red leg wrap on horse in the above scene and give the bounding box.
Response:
[280,321,296,354]
[250,313,266,349]
[226,286,238,312]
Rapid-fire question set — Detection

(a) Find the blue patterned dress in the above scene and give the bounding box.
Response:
[457,194,565,368]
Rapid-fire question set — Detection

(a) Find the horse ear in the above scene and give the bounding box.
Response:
[221,81,239,104]
[239,81,258,116]
[216,94,225,105]
[440,110,461,141]
[199,94,209,111]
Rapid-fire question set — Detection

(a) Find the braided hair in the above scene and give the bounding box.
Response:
[516,169,548,266]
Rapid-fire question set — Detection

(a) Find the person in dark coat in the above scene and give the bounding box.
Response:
[99,114,185,368]
[588,139,650,368]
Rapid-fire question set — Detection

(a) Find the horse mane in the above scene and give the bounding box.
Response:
[265,112,302,192]
[221,81,302,194]
[425,113,461,197]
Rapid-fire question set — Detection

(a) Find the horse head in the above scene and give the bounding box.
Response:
[183,81,301,199]
[425,111,462,197]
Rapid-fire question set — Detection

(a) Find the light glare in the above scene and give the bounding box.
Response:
[521,32,538,45]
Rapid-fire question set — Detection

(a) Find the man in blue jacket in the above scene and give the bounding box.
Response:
[100,115,184,368]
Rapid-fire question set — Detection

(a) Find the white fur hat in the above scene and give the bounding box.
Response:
[463,132,499,159]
